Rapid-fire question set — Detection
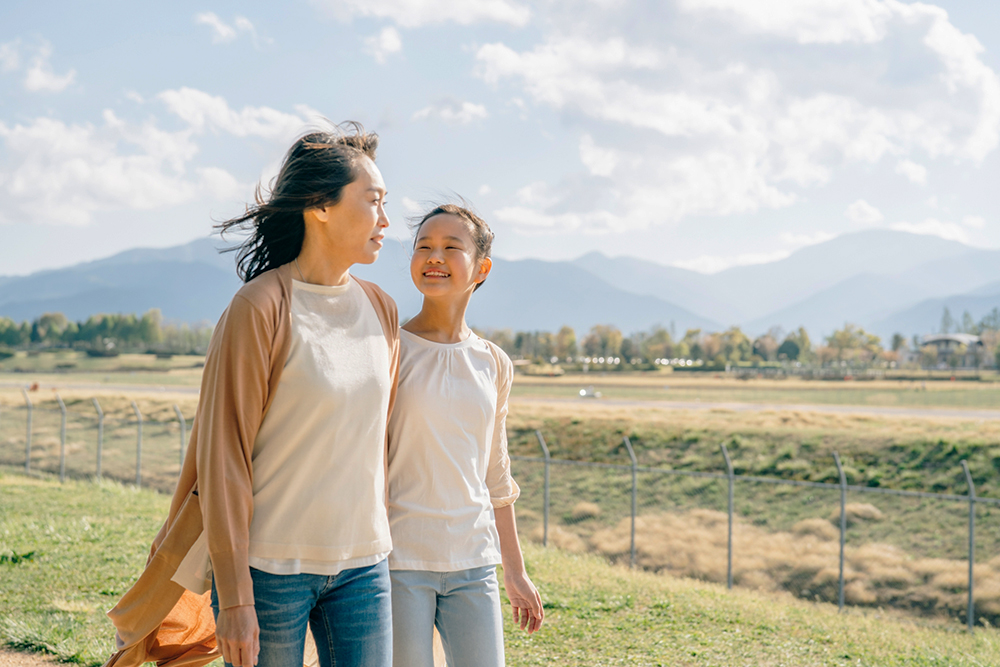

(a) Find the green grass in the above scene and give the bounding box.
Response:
[3,468,1000,666]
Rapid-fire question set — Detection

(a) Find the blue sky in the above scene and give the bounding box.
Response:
[1,0,998,276]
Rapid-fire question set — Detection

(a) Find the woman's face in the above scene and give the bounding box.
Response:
[312,156,389,266]
[410,214,491,299]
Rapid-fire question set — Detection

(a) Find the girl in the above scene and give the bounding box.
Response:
[103,123,399,667]
[387,204,543,667]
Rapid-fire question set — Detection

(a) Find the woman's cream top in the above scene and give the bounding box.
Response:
[386,329,519,572]
[246,278,392,574]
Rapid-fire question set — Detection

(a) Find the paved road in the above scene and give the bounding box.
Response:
[0,380,199,394]
[5,380,999,420]
[510,396,1000,420]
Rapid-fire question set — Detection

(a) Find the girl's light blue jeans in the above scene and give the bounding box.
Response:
[390,566,504,667]
[211,560,392,667]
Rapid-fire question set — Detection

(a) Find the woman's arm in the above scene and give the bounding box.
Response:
[196,292,278,667]
[495,504,543,633]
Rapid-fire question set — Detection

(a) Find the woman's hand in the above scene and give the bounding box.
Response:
[216,605,260,667]
[503,569,544,634]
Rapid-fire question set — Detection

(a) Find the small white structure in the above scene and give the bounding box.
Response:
[920,333,987,368]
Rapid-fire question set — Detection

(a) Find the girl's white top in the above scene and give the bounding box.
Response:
[387,329,519,571]
[246,277,392,575]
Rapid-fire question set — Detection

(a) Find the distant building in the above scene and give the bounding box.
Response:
[920,333,987,368]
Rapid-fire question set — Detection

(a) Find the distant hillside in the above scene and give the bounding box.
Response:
[0,238,241,323]
[871,289,1000,339]
[353,241,722,333]
[0,237,720,334]
[575,230,1000,337]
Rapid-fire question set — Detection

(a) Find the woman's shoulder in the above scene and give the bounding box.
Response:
[232,263,292,313]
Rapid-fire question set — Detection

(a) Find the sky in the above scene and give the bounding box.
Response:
[1,0,999,276]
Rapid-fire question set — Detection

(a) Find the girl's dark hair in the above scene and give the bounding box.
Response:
[412,203,494,292]
[217,121,379,283]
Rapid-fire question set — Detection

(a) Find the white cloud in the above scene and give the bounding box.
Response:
[672,249,795,274]
[158,87,317,140]
[891,218,970,243]
[23,43,75,92]
[125,91,145,104]
[313,0,530,27]
[962,215,986,229]
[895,159,928,185]
[579,134,617,177]
[475,3,1000,235]
[0,114,219,226]
[677,0,894,45]
[195,12,237,43]
[412,100,488,124]
[778,231,837,247]
[401,196,423,215]
[195,13,265,46]
[365,27,402,64]
[845,199,884,226]
[0,90,320,226]
[670,229,837,274]
[0,41,20,72]
[478,184,492,196]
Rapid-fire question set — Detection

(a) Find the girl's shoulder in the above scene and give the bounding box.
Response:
[478,337,513,379]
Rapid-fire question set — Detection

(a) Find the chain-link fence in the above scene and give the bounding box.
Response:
[513,430,1000,631]
[3,389,997,630]
[0,390,192,494]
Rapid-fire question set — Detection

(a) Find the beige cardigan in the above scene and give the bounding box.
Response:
[102,263,400,667]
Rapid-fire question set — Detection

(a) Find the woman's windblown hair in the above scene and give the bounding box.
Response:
[217,120,379,283]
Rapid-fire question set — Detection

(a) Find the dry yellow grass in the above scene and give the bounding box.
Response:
[548,506,999,621]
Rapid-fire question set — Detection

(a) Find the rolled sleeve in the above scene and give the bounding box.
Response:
[486,350,519,508]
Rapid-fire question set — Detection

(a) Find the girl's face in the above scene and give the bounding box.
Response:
[410,214,491,299]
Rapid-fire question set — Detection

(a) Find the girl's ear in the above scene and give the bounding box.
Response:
[475,257,493,284]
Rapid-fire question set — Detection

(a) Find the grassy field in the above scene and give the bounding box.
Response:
[4,366,1000,626]
[3,468,1000,667]
[513,373,1000,410]
[4,353,1000,410]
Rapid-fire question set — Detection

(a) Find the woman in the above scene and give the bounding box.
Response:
[102,122,399,667]
[386,204,543,667]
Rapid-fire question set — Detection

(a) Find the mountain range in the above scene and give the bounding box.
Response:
[1,229,998,340]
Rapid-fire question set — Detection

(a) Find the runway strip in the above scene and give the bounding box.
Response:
[510,396,1000,420]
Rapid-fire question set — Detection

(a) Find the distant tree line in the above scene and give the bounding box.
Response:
[0,310,214,355]
[479,309,1000,371]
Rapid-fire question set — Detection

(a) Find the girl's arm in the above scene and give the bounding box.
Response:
[495,504,544,633]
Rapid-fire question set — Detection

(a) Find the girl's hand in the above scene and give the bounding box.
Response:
[503,569,544,634]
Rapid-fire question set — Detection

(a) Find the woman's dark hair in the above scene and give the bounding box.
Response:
[217,121,379,283]
[411,202,494,292]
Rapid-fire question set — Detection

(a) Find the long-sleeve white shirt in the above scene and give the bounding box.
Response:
[387,329,519,571]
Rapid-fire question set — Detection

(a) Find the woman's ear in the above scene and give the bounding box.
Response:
[476,257,493,284]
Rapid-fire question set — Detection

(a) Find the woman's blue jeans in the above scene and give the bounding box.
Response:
[211,560,392,667]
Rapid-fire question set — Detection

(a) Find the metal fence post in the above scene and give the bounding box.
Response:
[22,388,32,473]
[833,452,847,612]
[623,436,638,569]
[720,443,734,590]
[92,398,104,480]
[56,394,67,483]
[174,405,187,474]
[131,401,143,488]
[534,430,551,547]
[962,460,975,632]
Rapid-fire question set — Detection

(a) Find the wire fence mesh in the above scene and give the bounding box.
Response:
[0,399,194,494]
[3,389,998,629]
[512,429,1000,630]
